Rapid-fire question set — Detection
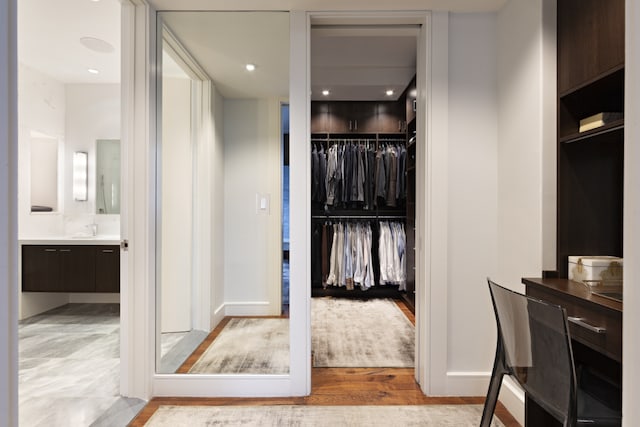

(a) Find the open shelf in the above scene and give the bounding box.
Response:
[559,120,624,144]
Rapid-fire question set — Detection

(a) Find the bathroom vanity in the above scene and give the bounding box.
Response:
[21,238,120,293]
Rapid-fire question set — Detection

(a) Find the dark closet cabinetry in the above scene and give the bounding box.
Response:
[22,245,120,293]
[311,101,406,134]
[555,0,624,278]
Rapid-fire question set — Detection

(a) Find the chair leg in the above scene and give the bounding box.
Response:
[481,341,507,427]
[480,369,504,427]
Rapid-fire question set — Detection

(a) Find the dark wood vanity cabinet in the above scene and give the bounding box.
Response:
[22,245,120,293]
[95,246,120,293]
[22,246,62,292]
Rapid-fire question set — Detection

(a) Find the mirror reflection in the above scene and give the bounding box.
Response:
[156,11,290,375]
[96,139,120,214]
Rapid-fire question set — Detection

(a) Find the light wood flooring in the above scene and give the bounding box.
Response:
[129,299,520,427]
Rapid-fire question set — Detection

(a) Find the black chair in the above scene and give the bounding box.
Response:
[480,278,621,427]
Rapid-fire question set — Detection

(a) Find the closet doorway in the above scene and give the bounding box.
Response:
[308,18,422,385]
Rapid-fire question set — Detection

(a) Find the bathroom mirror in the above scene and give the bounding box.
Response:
[30,133,60,212]
[156,11,290,376]
[96,139,120,214]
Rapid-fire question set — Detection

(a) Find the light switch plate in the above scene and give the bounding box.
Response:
[256,193,270,214]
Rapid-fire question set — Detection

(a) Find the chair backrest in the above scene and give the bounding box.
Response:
[488,279,577,424]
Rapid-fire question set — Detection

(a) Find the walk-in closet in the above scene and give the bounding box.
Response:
[309,24,419,370]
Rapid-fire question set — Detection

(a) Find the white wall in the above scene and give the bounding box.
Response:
[624,1,640,425]
[493,0,551,422]
[496,0,546,288]
[223,98,282,316]
[446,13,499,379]
[160,76,193,332]
[1,0,18,424]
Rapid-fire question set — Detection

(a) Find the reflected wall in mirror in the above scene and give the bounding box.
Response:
[96,139,120,214]
[156,11,289,375]
[30,133,60,212]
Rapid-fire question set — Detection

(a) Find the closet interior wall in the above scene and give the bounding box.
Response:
[310,77,417,312]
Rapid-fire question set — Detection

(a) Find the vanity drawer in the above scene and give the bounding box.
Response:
[527,286,622,362]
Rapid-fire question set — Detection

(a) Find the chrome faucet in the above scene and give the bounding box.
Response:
[86,223,98,237]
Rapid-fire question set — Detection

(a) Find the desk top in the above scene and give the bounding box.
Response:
[522,277,622,313]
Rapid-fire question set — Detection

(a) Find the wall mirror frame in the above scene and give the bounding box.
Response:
[153,10,294,393]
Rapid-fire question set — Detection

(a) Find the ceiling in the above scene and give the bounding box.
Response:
[18,0,121,84]
[311,26,418,101]
[160,12,290,99]
[18,1,506,100]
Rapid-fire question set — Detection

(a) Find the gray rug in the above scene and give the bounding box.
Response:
[188,318,289,374]
[145,404,505,426]
[312,298,414,367]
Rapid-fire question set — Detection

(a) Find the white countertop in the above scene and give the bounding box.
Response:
[19,236,121,245]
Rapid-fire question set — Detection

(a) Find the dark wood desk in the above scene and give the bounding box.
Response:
[522,278,622,426]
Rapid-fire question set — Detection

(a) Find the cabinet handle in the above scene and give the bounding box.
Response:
[102,249,114,253]
[59,249,71,252]
[349,120,352,131]
[44,248,57,252]
[568,316,606,334]
[354,120,358,131]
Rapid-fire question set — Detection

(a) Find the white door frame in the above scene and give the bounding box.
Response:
[305,10,449,397]
[120,0,156,399]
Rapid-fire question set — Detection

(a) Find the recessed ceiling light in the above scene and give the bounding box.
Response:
[245,63,256,71]
[87,68,100,74]
[80,37,114,54]
[386,89,395,96]
[322,89,330,96]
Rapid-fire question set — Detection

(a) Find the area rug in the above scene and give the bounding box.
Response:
[312,298,414,367]
[188,318,289,374]
[144,404,504,426]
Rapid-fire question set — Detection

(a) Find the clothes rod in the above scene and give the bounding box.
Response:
[311,215,406,220]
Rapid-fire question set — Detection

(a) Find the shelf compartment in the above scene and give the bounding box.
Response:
[558,67,624,140]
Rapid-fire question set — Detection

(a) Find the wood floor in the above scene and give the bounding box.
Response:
[130,298,520,426]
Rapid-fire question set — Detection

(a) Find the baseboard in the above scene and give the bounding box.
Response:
[498,377,525,426]
[223,301,272,316]
[212,303,225,328]
[445,372,524,425]
[446,371,492,396]
[68,293,120,303]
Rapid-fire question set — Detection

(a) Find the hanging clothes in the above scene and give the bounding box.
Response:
[378,221,407,290]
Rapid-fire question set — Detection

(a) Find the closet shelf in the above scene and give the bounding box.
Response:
[559,64,624,99]
[560,120,624,144]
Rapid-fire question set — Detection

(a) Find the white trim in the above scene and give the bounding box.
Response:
[445,371,492,395]
[120,0,156,400]
[420,10,449,395]
[153,374,292,397]
[0,0,18,424]
[499,377,525,426]
[223,302,271,316]
[288,9,312,396]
